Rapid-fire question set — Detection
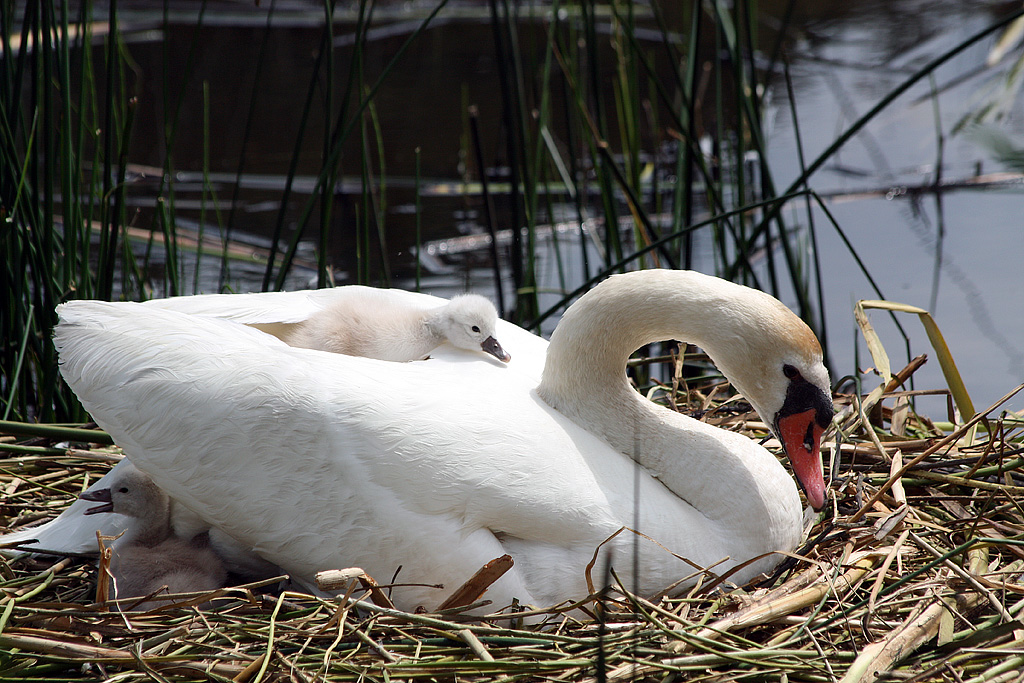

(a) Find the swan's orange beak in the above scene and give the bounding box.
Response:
[482,336,511,363]
[777,409,826,510]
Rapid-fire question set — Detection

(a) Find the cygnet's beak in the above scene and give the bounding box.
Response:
[80,488,114,515]
[481,336,511,363]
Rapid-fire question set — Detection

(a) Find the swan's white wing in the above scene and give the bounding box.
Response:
[1,288,545,564]
[54,301,717,609]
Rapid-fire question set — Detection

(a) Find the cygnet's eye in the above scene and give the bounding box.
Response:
[782,364,801,381]
[471,325,481,333]
[118,486,129,493]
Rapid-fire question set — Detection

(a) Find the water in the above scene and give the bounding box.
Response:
[82,1,1024,414]
[414,1,1024,415]
[764,0,1024,414]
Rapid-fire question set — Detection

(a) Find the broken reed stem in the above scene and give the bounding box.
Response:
[666,550,882,653]
[458,628,496,661]
[840,545,995,683]
[0,631,246,678]
[908,531,1013,622]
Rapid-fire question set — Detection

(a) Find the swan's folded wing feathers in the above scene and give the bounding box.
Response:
[55,303,609,546]
[55,303,507,605]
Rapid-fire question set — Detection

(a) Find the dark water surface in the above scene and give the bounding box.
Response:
[82,0,1024,413]
[765,0,1024,414]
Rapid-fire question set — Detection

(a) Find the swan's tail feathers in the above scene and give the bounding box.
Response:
[0,460,132,558]
[0,497,129,557]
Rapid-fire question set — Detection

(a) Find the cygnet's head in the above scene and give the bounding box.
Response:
[80,462,167,520]
[437,294,511,362]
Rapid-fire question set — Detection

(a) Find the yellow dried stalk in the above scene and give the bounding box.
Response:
[855,299,976,433]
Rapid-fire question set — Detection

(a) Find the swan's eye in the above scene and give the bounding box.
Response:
[118,486,129,493]
[471,325,481,333]
[783,364,801,380]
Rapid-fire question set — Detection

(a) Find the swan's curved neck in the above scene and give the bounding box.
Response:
[537,271,743,439]
[535,271,802,542]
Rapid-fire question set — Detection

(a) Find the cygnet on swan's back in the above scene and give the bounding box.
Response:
[80,462,226,610]
[287,291,511,362]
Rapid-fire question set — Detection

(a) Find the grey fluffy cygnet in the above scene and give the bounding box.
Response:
[80,462,226,610]
[287,292,511,362]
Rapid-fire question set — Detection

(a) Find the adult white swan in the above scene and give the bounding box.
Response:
[51,270,831,611]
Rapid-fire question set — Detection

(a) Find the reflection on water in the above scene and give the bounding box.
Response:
[80,1,1024,411]
[764,0,1024,413]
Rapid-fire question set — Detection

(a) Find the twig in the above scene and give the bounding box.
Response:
[850,382,1024,523]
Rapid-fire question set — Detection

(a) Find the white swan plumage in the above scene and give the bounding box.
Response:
[0,287,534,564]
[42,270,829,611]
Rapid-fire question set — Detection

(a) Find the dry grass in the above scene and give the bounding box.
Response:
[1,363,1023,682]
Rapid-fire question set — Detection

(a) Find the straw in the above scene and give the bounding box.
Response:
[2,356,1022,682]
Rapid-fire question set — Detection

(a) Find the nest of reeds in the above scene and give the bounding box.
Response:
[1,353,1023,683]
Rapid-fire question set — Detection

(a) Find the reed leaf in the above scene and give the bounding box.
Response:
[857,300,977,427]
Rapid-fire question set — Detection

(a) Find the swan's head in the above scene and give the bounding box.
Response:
[436,294,511,362]
[710,294,833,511]
[80,462,167,520]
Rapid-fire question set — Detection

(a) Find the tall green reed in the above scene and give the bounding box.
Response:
[0,0,446,421]
[5,0,1021,421]
[482,0,1023,352]
[266,0,449,291]
[481,0,801,330]
[1,0,137,421]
